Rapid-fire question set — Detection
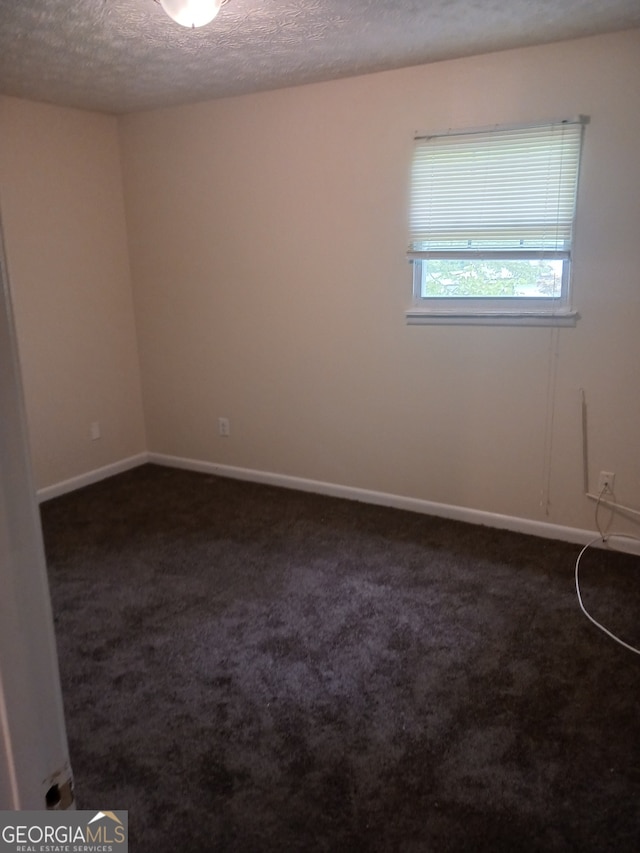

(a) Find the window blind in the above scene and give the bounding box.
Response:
[408,120,585,258]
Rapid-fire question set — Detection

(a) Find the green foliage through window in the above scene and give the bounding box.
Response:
[420,259,563,299]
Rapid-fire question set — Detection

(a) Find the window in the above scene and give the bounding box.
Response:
[406,119,586,326]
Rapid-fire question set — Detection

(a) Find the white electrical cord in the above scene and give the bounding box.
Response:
[575,486,640,656]
[594,484,613,540]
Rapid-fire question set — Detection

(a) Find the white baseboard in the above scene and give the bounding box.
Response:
[147,452,640,557]
[36,453,149,503]
[37,450,640,557]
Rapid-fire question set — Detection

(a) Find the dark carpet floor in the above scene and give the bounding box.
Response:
[40,464,640,852]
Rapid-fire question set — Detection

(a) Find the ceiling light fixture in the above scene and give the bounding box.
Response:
[158,0,227,29]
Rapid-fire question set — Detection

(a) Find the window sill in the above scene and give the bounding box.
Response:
[405,309,579,327]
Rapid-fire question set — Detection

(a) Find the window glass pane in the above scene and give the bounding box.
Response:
[420,258,564,299]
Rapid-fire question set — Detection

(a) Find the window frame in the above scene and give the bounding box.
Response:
[406,118,586,327]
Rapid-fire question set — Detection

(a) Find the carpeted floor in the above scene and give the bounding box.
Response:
[40,464,640,852]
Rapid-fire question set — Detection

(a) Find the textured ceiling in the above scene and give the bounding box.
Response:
[0,0,638,114]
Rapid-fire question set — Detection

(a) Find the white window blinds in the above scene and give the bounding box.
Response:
[408,120,585,258]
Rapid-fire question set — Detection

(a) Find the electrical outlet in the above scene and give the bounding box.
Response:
[597,471,615,493]
[218,417,230,437]
[90,421,101,441]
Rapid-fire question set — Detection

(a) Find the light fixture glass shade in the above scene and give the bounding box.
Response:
[159,0,223,28]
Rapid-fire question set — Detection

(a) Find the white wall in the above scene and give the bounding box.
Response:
[0,97,146,492]
[119,30,640,535]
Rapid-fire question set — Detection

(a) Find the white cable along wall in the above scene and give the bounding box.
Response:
[576,389,640,656]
